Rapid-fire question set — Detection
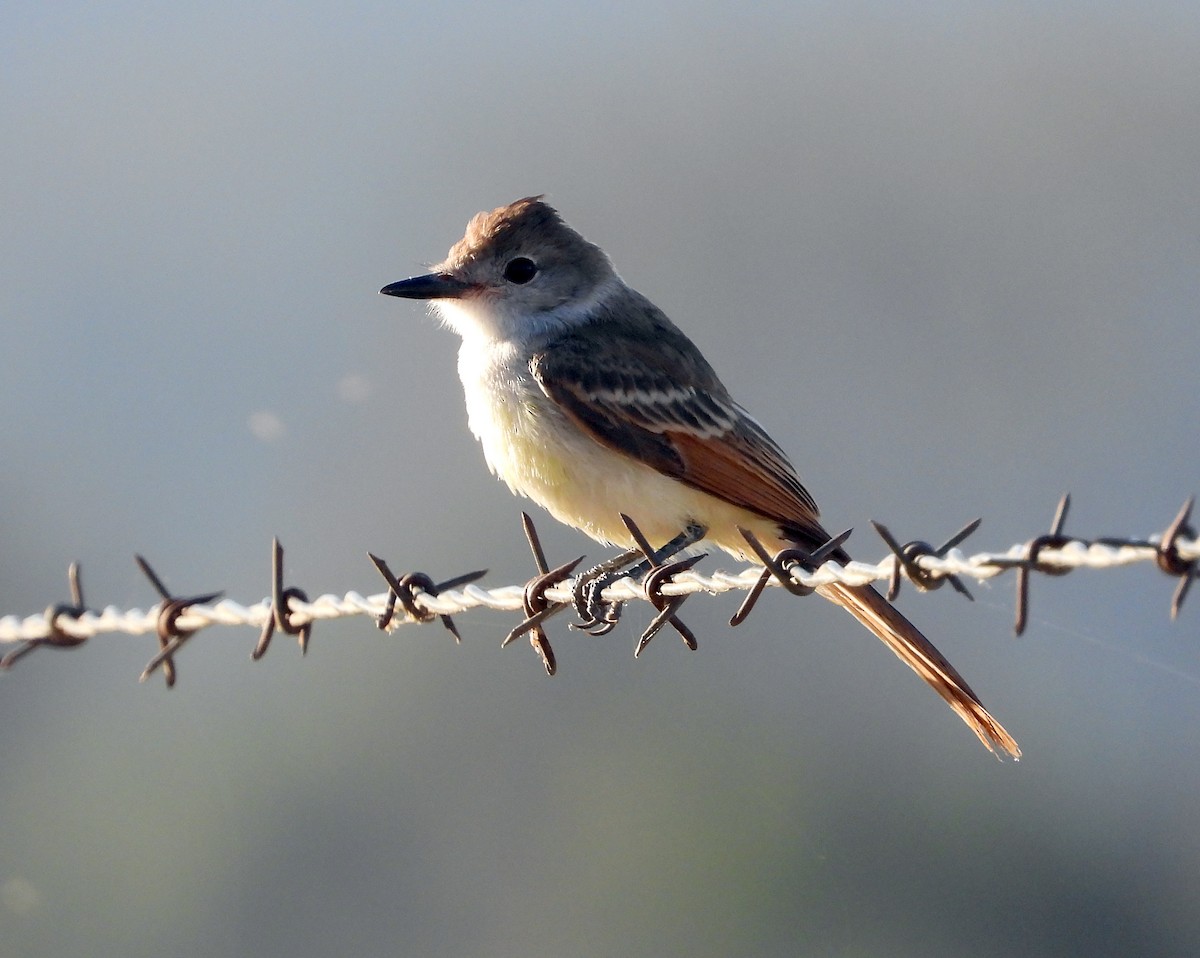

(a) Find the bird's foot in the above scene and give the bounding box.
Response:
[571,518,709,648]
[571,548,642,635]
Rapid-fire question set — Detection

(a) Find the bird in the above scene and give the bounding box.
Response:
[381,196,1019,758]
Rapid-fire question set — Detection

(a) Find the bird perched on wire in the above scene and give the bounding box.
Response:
[382,196,1019,758]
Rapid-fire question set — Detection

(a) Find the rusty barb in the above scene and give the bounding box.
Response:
[0,562,90,671]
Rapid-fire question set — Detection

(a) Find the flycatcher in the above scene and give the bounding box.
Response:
[382,196,1019,758]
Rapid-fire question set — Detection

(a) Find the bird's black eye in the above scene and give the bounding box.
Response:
[503,257,538,284]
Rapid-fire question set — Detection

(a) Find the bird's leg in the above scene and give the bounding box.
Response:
[572,521,708,634]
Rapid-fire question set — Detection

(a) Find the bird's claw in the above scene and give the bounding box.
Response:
[571,567,628,634]
[569,546,643,633]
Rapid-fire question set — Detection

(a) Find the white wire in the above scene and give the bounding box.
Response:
[1,532,1194,644]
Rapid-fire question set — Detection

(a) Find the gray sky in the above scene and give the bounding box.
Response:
[3,3,1199,955]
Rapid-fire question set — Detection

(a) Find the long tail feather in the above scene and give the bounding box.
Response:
[817,581,1020,759]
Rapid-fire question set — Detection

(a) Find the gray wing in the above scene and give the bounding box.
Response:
[528,310,828,548]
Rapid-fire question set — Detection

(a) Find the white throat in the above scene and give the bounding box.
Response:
[433,275,622,346]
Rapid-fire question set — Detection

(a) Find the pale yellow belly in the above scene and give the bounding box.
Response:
[466,378,784,558]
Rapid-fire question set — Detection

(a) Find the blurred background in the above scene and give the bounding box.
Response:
[2,2,1199,955]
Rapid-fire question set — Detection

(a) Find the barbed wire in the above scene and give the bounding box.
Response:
[0,494,1195,682]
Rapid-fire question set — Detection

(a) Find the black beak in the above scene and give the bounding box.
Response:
[379,273,471,300]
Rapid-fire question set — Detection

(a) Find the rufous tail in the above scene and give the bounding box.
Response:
[817,581,1020,759]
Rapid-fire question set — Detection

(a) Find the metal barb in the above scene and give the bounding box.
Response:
[502,600,564,647]
[617,515,706,656]
[521,511,547,571]
[1156,496,1197,620]
[737,527,852,599]
[252,538,312,660]
[737,528,814,596]
[1012,493,1076,637]
[505,554,584,646]
[635,553,706,656]
[367,553,486,642]
[730,567,773,627]
[730,526,854,627]
[503,512,583,674]
[870,517,981,601]
[134,554,222,687]
[508,552,583,675]
[0,562,89,671]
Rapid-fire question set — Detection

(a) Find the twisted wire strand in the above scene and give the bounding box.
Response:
[2,528,1194,645]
